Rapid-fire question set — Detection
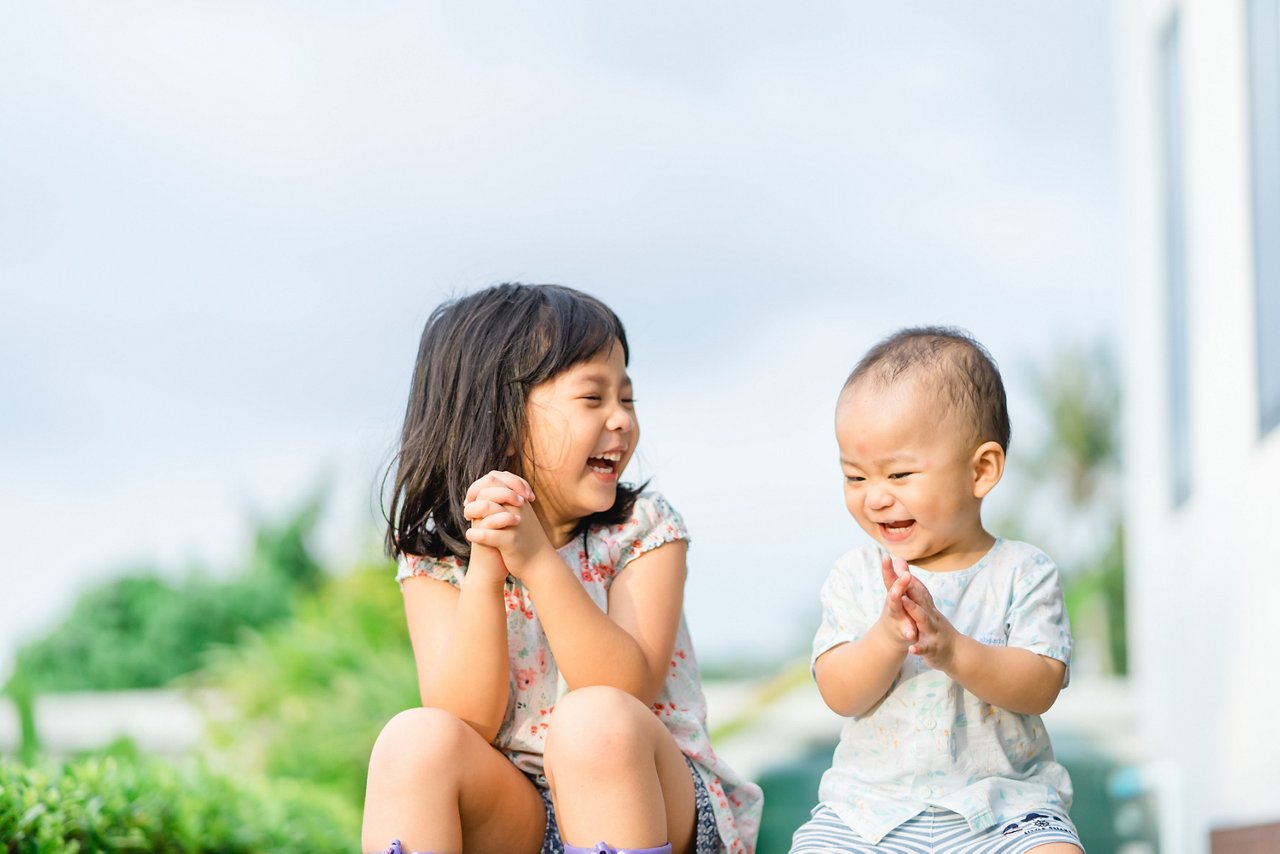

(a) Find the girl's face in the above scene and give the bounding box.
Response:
[521,340,638,546]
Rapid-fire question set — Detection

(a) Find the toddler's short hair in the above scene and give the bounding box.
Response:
[843,326,1011,451]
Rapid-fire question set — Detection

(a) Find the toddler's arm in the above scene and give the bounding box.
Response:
[900,577,1066,715]
[815,556,917,718]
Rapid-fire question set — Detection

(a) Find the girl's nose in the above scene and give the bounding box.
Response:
[607,403,635,433]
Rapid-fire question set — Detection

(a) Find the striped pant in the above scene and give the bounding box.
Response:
[789,805,1082,853]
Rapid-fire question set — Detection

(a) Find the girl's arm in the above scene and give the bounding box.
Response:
[401,544,512,742]
[464,475,682,705]
[519,540,686,705]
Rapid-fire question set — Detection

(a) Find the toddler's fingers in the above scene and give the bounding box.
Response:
[900,594,931,628]
[880,555,897,590]
[904,575,933,606]
[890,556,909,579]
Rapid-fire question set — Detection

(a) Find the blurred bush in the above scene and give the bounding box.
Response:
[195,560,419,808]
[12,497,324,693]
[0,752,356,853]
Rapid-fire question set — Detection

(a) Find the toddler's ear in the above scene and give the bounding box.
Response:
[971,441,1005,498]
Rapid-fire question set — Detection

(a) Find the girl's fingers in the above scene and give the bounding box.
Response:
[462,498,500,521]
[476,486,523,507]
[464,471,536,504]
[471,511,521,529]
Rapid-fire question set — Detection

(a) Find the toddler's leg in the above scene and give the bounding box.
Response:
[361,706,547,854]
[544,686,696,854]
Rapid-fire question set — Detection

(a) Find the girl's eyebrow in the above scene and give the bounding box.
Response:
[572,369,633,387]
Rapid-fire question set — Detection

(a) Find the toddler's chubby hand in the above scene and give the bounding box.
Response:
[877,555,918,648]
[462,470,552,578]
[898,575,960,672]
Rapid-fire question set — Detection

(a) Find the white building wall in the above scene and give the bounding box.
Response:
[1119,0,1280,849]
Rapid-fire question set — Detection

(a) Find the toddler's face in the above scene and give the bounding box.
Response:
[835,380,992,572]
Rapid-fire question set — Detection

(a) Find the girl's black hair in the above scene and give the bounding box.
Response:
[385,283,643,559]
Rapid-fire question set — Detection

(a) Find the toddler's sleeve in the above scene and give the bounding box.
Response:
[1005,549,1073,685]
[395,552,465,590]
[614,492,690,575]
[811,552,874,675]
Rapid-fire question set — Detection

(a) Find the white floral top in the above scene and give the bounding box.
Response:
[398,492,762,853]
[811,539,1074,844]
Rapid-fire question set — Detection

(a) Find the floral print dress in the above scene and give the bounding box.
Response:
[397,492,762,853]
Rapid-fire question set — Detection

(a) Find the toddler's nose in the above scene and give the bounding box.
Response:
[866,485,894,511]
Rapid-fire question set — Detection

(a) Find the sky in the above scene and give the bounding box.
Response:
[0,1,1121,676]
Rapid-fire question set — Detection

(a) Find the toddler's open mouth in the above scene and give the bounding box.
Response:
[879,520,916,541]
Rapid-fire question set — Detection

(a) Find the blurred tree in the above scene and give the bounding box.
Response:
[1016,341,1126,675]
[9,494,326,694]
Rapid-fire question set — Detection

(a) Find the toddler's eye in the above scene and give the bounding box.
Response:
[845,475,865,483]
[889,472,912,480]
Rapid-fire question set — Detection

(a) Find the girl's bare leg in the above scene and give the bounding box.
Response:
[544,686,697,854]
[362,707,547,854]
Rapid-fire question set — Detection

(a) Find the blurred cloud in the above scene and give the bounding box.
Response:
[0,1,1119,669]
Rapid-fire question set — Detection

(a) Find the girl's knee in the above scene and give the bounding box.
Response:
[544,686,653,768]
[369,706,475,778]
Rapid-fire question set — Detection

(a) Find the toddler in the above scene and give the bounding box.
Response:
[790,327,1083,853]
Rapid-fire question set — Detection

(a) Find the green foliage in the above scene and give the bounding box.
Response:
[1015,340,1128,675]
[197,561,419,808]
[0,753,356,853]
[1062,520,1127,676]
[12,497,324,694]
[1023,342,1121,505]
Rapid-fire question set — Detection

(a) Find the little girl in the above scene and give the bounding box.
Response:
[362,283,762,854]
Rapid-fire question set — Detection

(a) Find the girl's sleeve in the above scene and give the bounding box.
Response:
[614,492,690,575]
[395,552,465,590]
[811,551,875,674]
[1005,548,1073,685]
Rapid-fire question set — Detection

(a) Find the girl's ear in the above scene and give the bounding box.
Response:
[971,441,1005,499]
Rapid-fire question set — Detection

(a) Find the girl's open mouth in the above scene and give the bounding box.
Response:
[588,451,623,475]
